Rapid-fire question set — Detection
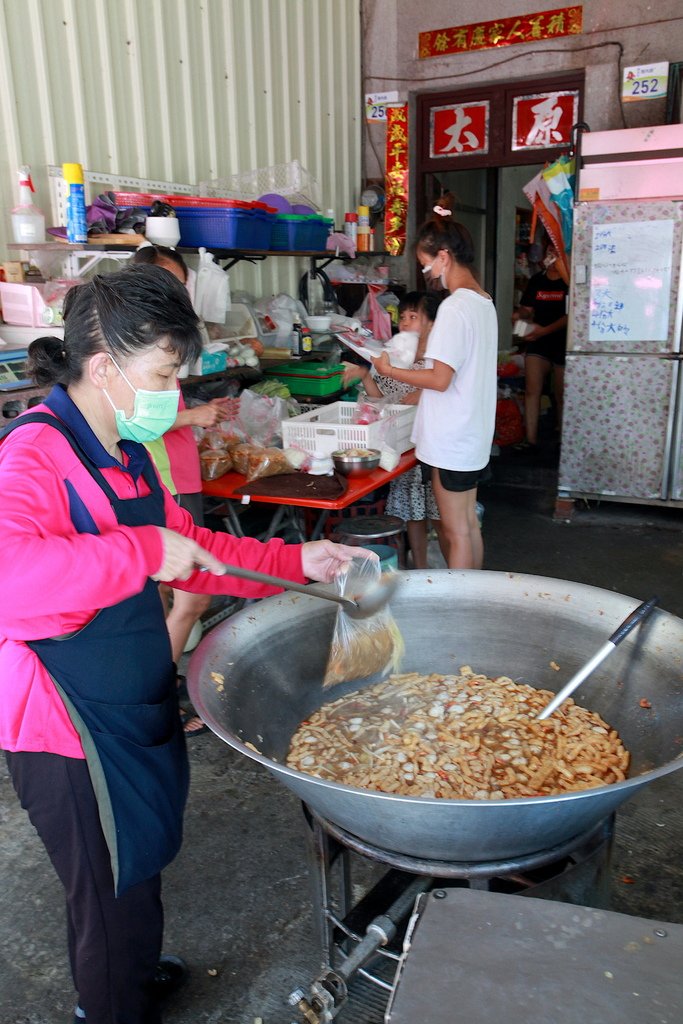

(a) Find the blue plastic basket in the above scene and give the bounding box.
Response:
[176,207,273,248]
[270,214,310,251]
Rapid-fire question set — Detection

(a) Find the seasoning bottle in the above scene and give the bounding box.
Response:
[62,162,88,244]
[11,166,46,244]
[291,318,303,359]
[301,325,313,353]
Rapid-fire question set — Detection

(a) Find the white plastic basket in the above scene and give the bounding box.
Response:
[281,402,416,456]
[200,159,321,210]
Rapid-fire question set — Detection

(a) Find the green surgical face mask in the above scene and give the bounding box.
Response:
[104,355,179,443]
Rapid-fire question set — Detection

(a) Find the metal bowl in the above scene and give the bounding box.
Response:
[332,448,381,476]
[187,571,683,863]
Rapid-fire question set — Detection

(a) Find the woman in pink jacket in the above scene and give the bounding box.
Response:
[0,265,361,1024]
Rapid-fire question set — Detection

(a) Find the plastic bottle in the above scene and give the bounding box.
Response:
[357,226,370,252]
[62,162,88,244]
[11,166,46,244]
[325,208,335,233]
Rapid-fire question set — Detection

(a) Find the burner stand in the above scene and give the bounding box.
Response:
[292,806,614,1023]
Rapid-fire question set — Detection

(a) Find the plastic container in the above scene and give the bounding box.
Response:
[175,207,273,248]
[63,162,88,244]
[307,216,332,251]
[264,361,345,397]
[11,166,46,244]
[270,213,310,251]
[282,401,416,455]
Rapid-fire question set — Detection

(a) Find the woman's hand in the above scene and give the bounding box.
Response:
[524,325,546,343]
[188,397,233,429]
[152,527,225,582]
[301,540,378,583]
[372,351,392,377]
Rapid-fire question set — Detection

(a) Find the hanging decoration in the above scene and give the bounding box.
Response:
[384,104,409,256]
[419,7,583,59]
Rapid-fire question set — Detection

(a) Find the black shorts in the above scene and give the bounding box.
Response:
[524,337,566,367]
[420,461,491,492]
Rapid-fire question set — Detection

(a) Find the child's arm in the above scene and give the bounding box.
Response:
[342,361,383,398]
[372,352,453,393]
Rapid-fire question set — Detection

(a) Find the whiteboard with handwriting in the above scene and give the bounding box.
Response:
[589,220,674,342]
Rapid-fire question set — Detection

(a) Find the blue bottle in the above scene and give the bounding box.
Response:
[63,162,88,243]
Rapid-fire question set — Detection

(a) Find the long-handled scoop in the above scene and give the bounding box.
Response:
[537,595,659,720]
[200,563,399,619]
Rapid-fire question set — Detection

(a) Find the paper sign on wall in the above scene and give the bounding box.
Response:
[365,92,399,122]
[622,63,669,103]
[589,220,674,342]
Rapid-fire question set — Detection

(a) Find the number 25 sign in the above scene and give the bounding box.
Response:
[622,62,669,103]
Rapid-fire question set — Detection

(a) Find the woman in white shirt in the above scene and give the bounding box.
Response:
[372,196,498,569]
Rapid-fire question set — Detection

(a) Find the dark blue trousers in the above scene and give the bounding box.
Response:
[6,751,163,1024]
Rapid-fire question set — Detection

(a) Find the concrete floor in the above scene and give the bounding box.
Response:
[3,440,683,1024]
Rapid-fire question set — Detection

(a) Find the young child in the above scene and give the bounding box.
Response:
[343,292,447,568]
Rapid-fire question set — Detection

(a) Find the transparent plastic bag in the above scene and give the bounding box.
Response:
[322,556,404,689]
[199,448,233,481]
[238,388,297,446]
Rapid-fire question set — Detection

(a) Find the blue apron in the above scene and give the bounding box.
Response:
[2,411,189,896]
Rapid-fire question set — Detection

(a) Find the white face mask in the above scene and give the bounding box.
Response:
[421,255,447,289]
[543,253,557,270]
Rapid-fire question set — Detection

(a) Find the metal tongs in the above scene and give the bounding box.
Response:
[537,595,659,720]
[200,562,399,620]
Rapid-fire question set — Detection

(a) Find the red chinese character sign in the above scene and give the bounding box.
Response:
[419,7,582,58]
[384,104,409,256]
[430,101,489,158]
[512,91,579,151]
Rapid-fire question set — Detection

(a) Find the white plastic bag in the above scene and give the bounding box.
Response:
[384,330,419,369]
[194,248,230,323]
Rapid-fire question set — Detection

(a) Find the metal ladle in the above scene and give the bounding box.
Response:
[200,563,400,619]
[537,595,659,720]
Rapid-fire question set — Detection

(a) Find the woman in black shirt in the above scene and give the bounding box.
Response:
[512,243,568,447]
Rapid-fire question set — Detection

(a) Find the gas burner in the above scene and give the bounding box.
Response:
[289,807,614,1024]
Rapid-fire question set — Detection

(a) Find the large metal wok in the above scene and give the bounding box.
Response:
[187,571,683,862]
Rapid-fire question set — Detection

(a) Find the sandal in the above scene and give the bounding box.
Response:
[180,709,208,739]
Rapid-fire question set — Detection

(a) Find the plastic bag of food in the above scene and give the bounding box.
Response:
[199,448,233,481]
[244,445,293,482]
[322,556,404,689]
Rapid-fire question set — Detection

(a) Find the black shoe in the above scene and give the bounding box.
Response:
[150,954,189,1001]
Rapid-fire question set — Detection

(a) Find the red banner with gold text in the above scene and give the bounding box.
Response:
[384,104,409,257]
[419,7,582,58]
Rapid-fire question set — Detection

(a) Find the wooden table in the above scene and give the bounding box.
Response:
[202,449,417,541]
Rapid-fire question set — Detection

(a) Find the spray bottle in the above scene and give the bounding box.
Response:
[11,166,46,244]
[62,162,88,244]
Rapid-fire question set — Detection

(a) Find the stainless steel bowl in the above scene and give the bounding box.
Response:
[332,448,381,476]
[187,571,683,863]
